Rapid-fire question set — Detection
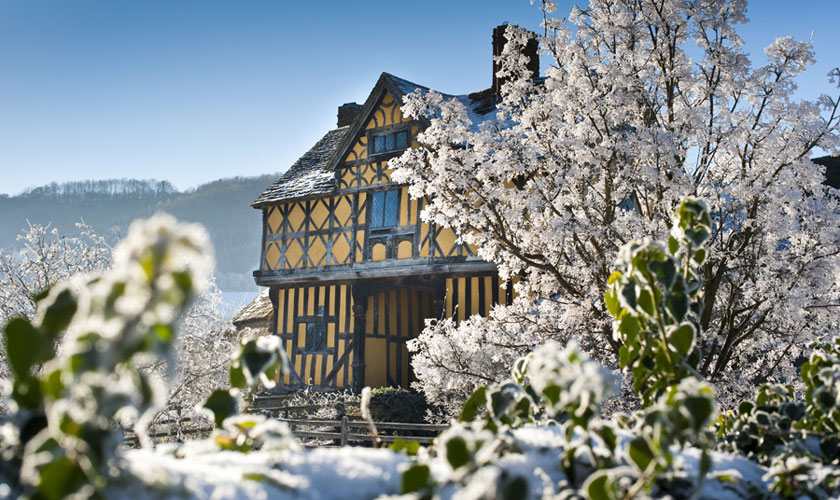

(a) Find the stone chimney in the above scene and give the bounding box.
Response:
[337,102,362,127]
[492,24,539,96]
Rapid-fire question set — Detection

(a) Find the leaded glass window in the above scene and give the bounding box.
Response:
[304,305,327,352]
[370,129,410,156]
[370,189,399,228]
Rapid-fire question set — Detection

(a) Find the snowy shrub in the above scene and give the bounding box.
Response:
[0,214,212,499]
[368,387,428,424]
[0,221,239,431]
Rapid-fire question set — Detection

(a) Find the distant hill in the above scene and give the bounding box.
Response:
[0,175,280,291]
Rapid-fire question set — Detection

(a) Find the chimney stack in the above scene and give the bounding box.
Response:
[492,24,539,96]
[337,102,362,127]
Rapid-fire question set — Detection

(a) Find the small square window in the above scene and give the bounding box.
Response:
[385,134,395,151]
[395,131,408,150]
[305,322,326,352]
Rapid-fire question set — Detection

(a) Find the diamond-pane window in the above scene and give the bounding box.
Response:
[371,191,385,227]
[384,190,399,227]
[373,136,385,154]
[370,129,410,156]
[370,189,399,228]
[396,130,408,149]
[304,306,327,353]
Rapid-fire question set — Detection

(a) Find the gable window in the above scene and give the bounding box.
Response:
[371,129,409,155]
[370,189,399,228]
[304,305,327,352]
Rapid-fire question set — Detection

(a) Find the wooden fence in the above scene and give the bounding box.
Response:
[280,416,448,446]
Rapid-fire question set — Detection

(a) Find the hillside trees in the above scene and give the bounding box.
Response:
[392,0,840,412]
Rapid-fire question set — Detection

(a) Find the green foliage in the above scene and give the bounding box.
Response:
[604,197,710,406]
[367,387,428,423]
[0,215,212,499]
[390,438,421,456]
[715,338,840,499]
[211,415,299,454]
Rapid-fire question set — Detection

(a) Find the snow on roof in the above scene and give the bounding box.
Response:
[254,73,500,207]
[252,127,350,207]
[231,288,273,327]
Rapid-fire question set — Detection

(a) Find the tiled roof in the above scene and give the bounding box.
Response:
[252,126,349,207]
[254,73,500,207]
[814,156,840,190]
[232,288,273,327]
[385,72,429,96]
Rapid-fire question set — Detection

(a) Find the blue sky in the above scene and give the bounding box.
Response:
[1,1,838,196]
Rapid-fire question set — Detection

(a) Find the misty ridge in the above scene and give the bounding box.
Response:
[0,175,279,291]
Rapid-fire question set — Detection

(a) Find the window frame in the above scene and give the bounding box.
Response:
[369,188,400,230]
[367,126,411,157]
[303,305,328,353]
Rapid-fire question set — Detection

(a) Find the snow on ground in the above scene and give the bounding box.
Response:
[110,425,774,500]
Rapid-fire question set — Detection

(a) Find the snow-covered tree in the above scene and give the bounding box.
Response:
[392,0,840,412]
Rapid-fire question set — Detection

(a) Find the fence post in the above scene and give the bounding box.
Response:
[340,416,348,447]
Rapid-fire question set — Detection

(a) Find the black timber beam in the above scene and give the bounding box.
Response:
[253,261,498,287]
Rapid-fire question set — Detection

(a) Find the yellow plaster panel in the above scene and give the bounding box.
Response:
[445,278,453,318]
[314,356,323,385]
[284,339,292,384]
[310,200,329,230]
[399,187,409,226]
[297,323,306,349]
[355,230,366,262]
[336,339,345,384]
[458,278,467,323]
[308,236,327,267]
[471,277,480,316]
[397,240,413,259]
[338,285,347,333]
[342,168,355,186]
[372,242,387,262]
[286,288,295,333]
[327,323,335,348]
[288,203,305,233]
[357,192,367,219]
[362,165,378,185]
[419,224,430,257]
[331,233,351,265]
[382,93,394,105]
[485,276,494,315]
[267,206,283,234]
[264,242,281,270]
[365,338,387,388]
[285,239,303,269]
[307,287,315,316]
[435,227,458,258]
[335,197,352,226]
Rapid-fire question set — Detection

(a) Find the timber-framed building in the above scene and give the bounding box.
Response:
[250,26,538,392]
